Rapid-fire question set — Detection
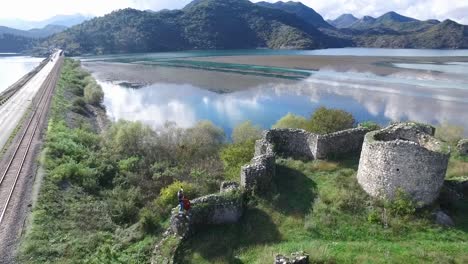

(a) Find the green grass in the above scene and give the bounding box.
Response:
[179,158,468,264]
[19,59,158,264]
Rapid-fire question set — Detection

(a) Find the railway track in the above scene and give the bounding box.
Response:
[0,53,63,227]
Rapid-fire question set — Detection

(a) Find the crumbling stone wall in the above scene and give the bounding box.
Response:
[314,128,370,159]
[255,128,370,160]
[357,123,450,207]
[255,129,316,159]
[153,185,245,264]
[240,153,276,192]
[457,139,468,155]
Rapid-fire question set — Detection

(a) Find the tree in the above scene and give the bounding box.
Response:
[307,107,355,134]
[272,113,308,130]
[231,121,262,144]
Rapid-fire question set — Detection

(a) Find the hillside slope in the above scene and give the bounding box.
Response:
[39,0,349,56]
[328,14,358,28]
[256,1,333,29]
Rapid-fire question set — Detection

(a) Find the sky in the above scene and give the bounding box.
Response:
[0,0,467,24]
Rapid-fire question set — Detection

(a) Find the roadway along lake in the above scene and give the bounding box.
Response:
[0,55,43,93]
[82,48,468,135]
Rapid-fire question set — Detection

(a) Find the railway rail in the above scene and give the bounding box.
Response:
[0,53,63,226]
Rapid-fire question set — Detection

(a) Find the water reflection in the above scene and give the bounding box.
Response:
[98,66,468,135]
[0,56,42,93]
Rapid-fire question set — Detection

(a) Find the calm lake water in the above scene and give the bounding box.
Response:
[85,48,468,135]
[0,56,42,93]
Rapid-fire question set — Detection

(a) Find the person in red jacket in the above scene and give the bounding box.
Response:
[177,188,184,213]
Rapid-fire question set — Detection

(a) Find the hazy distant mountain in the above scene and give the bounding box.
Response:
[354,19,468,49]
[0,14,92,30]
[256,1,333,29]
[39,0,349,56]
[327,14,358,28]
[349,12,439,32]
[0,24,67,38]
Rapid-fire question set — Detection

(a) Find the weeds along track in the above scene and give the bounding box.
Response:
[0,54,63,226]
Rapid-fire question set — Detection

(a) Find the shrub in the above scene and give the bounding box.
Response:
[272,113,308,130]
[385,189,417,217]
[231,121,262,144]
[71,97,87,115]
[139,207,161,234]
[221,140,256,181]
[435,123,464,146]
[84,81,104,106]
[359,121,381,131]
[105,120,156,159]
[307,107,355,134]
[181,120,225,159]
[156,181,198,212]
[108,186,143,224]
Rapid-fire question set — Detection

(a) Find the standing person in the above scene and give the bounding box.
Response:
[177,188,184,213]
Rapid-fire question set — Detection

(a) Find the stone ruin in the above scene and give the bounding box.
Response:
[152,183,244,264]
[275,252,309,264]
[255,127,371,160]
[457,139,468,156]
[241,127,371,191]
[357,123,450,207]
[153,122,456,263]
[241,154,276,193]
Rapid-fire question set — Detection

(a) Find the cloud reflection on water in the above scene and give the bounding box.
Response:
[97,67,468,135]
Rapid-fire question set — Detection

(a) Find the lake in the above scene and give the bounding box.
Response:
[82,48,468,136]
[0,56,43,93]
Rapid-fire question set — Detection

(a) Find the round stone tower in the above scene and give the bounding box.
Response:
[357,123,450,207]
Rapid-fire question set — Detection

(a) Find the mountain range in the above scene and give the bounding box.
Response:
[5,0,467,55]
[0,14,92,30]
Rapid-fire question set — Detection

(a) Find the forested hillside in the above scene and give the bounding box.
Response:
[33,0,468,55]
[38,0,349,56]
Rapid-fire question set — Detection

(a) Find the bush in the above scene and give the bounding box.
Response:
[156,181,198,212]
[71,97,87,115]
[307,107,355,134]
[231,121,262,144]
[139,208,161,234]
[105,120,156,159]
[435,124,464,146]
[221,140,256,181]
[385,189,417,217]
[272,113,308,130]
[84,80,104,106]
[181,120,225,159]
[108,186,143,224]
[359,121,381,131]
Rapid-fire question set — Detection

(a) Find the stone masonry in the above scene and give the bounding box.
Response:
[241,153,276,192]
[457,139,468,156]
[255,127,370,160]
[357,123,450,207]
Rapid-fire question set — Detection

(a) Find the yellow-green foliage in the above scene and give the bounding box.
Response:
[221,140,256,181]
[231,121,262,144]
[157,181,198,209]
[272,113,308,130]
[83,77,104,106]
[307,107,355,134]
[435,123,464,146]
[273,108,355,134]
